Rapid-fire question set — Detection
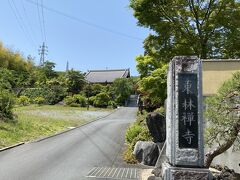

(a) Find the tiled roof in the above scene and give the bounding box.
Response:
[85,69,130,83]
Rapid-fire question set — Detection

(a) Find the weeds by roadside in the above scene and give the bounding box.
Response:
[123,111,152,163]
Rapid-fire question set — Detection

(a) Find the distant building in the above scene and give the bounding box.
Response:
[85,69,130,84]
[202,59,240,96]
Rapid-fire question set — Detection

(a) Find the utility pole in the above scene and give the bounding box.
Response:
[38,42,48,66]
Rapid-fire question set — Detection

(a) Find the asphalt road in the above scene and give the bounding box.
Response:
[0,107,138,180]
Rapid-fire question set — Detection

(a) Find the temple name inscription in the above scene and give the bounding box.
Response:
[178,73,198,149]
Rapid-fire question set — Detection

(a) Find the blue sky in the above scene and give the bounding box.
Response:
[0,0,150,76]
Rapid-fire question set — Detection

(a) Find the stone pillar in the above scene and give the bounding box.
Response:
[163,56,212,179]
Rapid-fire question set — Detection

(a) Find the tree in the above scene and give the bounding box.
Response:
[130,0,240,109]
[41,61,57,79]
[204,72,240,168]
[130,0,240,59]
[65,69,85,94]
[94,92,110,108]
[112,78,134,105]
[135,54,168,108]
[45,78,67,104]
[138,64,168,108]
[0,88,15,122]
[35,61,57,85]
[136,55,162,78]
[0,42,35,91]
[0,68,15,90]
[82,84,105,97]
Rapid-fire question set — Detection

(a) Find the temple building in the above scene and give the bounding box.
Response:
[85,69,130,84]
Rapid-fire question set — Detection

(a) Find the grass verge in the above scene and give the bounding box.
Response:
[0,105,113,148]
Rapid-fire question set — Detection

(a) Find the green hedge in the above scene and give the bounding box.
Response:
[21,87,66,105]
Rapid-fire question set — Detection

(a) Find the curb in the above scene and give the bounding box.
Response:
[32,107,120,143]
[0,142,25,152]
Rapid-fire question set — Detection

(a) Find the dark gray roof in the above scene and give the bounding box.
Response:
[85,69,130,83]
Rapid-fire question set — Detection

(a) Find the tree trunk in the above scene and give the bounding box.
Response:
[204,125,239,168]
[200,38,208,59]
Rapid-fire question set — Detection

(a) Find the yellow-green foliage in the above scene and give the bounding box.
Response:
[73,94,87,107]
[33,97,45,105]
[0,43,33,71]
[125,124,142,144]
[64,94,87,107]
[123,144,138,164]
[64,96,75,105]
[17,96,31,106]
[154,106,165,115]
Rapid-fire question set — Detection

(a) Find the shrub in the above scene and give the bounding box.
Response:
[123,144,138,164]
[64,94,87,107]
[0,89,15,121]
[154,106,165,115]
[17,96,30,106]
[73,94,87,107]
[33,97,45,105]
[64,96,75,105]
[94,92,110,108]
[125,124,142,144]
[69,103,80,107]
[46,85,67,105]
[88,96,96,106]
[123,112,152,164]
[21,88,44,99]
[91,84,105,96]
[108,100,117,108]
[134,127,152,143]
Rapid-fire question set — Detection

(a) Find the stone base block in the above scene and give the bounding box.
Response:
[162,162,213,180]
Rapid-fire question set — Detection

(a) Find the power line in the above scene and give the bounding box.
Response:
[8,0,36,48]
[21,1,38,45]
[25,0,144,41]
[36,0,48,66]
[36,0,44,42]
[11,0,37,47]
[40,0,47,42]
